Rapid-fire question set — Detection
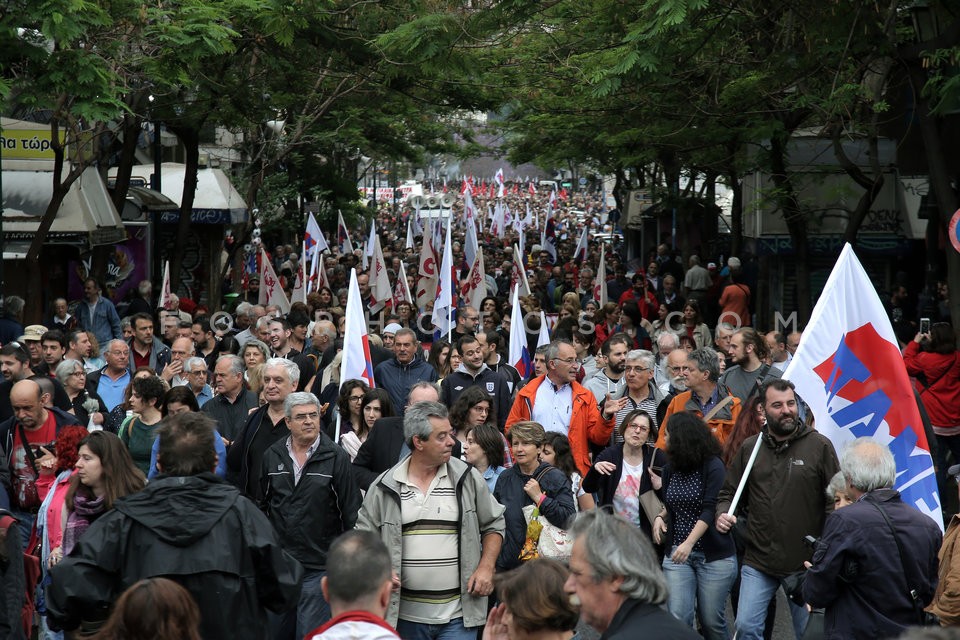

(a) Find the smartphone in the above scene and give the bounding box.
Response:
[920,317,931,334]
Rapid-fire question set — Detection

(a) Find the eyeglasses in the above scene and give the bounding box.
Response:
[349,395,365,403]
[189,370,208,376]
[625,423,650,432]
[554,357,578,365]
[624,366,650,373]
[289,411,320,423]
[70,371,86,377]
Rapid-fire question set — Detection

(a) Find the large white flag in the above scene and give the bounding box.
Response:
[511,245,531,297]
[304,211,328,266]
[369,235,391,315]
[416,226,438,311]
[461,249,486,313]
[508,284,531,379]
[573,226,589,262]
[392,261,413,309]
[362,219,377,270]
[405,218,415,250]
[290,241,307,304]
[784,243,941,528]
[337,210,354,256]
[537,311,551,348]
[463,189,479,268]
[341,269,376,390]
[432,220,455,338]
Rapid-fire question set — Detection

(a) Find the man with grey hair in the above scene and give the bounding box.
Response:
[357,401,504,639]
[612,349,665,442]
[352,382,463,490]
[262,391,361,638]
[804,438,940,639]
[227,357,300,500]
[714,322,735,369]
[654,332,680,389]
[202,354,259,444]
[374,328,438,415]
[182,358,211,401]
[564,509,698,639]
[656,347,741,448]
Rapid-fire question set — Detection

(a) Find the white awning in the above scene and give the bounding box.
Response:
[2,166,126,247]
[109,163,248,224]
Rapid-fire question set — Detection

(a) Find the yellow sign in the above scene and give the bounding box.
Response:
[0,128,64,160]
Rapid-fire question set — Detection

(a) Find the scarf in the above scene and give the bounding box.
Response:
[62,492,107,555]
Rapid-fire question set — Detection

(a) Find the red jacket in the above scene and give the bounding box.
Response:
[904,342,960,429]
[505,376,615,476]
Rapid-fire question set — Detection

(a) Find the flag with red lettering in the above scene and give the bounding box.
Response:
[511,244,531,297]
[463,188,479,268]
[159,261,172,309]
[416,226,438,310]
[495,168,505,198]
[258,247,290,313]
[594,245,607,306]
[528,182,536,196]
[291,241,307,304]
[461,250,486,312]
[509,284,531,379]
[341,268,376,390]
[337,210,354,256]
[574,226,589,262]
[369,235,391,315]
[392,261,413,309]
[784,243,941,528]
[432,221,455,338]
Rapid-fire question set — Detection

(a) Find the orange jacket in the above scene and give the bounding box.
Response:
[505,376,615,476]
[654,386,742,449]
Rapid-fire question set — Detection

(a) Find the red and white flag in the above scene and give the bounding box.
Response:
[508,284,531,379]
[416,227,439,310]
[337,210,354,256]
[784,244,942,528]
[392,261,413,309]
[573,226,589,262]
[593,244,607,306]
[290,241,307,304]
[369,235,391,315]
[511,244,531,297]
[432,221,456,338]
[159,260,172,309]
[461,250,486,312]
[258,247,291,313]
[495,168,505,198]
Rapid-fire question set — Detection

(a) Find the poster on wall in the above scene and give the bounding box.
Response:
[67,222,151,305]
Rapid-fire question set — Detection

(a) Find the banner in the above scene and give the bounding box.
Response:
[783,243,941,528]
[258,247,291,313]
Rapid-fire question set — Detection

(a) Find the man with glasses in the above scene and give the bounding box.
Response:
[202,354,259,446]
[611,350,665,443]
[183,357,214,407]
[440,335,511,431]
[161,336,195,387]
[261,391,362,638]
[506,339,619,477]
[451,305,480,342]
[655,348,741,449]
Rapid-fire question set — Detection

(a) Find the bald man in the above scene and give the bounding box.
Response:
[0,379,79,541]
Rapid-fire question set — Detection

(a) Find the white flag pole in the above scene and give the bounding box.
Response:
[725,434,764,516]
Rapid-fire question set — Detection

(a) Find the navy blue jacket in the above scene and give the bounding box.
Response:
[803,489,941,639]
[661,456,735,562]
[373,356,438,416]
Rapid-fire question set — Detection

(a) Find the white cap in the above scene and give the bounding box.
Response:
[383,323,402,335]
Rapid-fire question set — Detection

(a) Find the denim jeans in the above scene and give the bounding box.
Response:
[296,570,330,639]
[735,564,809,640]
[661,548,738,640]
[396,616,475,640]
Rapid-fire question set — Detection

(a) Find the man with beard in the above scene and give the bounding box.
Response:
[715,379,839,640]
[584,334,630,405]
[656,348,688,428]
[720,327,781,403]
[655,348,740,448]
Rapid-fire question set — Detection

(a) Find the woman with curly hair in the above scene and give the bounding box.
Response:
[652,412,736,640]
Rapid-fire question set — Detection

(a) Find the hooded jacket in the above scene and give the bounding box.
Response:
[374,356,438,416]
[716,424,840,577]
[46,473,303,640]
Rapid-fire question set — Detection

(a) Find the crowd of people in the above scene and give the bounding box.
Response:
[0,187,957,640]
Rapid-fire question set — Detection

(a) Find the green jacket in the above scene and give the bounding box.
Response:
[356,456,505,628]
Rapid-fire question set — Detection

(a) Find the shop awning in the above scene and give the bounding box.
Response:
[2,166,127,251]
[109,163,248,224]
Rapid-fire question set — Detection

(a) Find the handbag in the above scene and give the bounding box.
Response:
[638,446,665,527]
[519,465,573,562]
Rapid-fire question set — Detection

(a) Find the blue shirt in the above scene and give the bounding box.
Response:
[482,465,506,494]
[97,370,130,412]
[195,384,214,407]
[148,429,228,479]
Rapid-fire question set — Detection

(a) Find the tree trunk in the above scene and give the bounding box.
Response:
[24,120,85,323]
[768,133,812,324]
[168,125,200,293]
[832,121,885,246]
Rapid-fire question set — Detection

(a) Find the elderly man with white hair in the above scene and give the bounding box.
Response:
[654,332,679,389]
[183,356,213,407]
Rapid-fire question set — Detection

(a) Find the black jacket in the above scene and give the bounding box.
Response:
[803,488,942,639]
[0,510,25,640]
[226,404,288,500]
[440,365,512,431]
[493,462,575,572]
[46,473,303,640]
[260,434,361,571]
[582,443,665,541]
[602,599,701,640]
[351,417,462,490]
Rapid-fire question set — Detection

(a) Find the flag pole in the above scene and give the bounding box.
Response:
[725,433,764,516]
